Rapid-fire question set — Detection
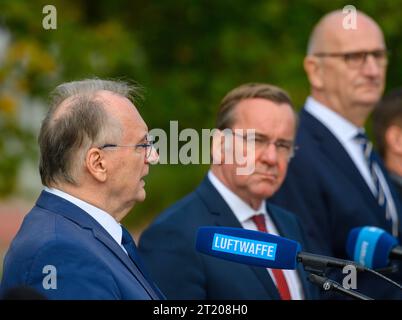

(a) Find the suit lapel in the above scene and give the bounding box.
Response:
[91,228,162,299]
[300,109,382,213]
[196,177,281,299]
[36,191,161,299]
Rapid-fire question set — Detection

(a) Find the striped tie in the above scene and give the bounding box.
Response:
[355,132,399,236]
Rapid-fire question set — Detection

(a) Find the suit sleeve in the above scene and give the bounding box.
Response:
[25,240,121,299]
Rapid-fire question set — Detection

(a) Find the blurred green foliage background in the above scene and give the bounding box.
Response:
[0,0,401,230]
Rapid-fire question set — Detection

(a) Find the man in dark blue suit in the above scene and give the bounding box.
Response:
[139,83,318,299]
[271,11,402,299]
[0,79,164,300]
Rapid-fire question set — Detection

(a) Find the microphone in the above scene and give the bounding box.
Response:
[196,226,365,272]
[346,226,401,269]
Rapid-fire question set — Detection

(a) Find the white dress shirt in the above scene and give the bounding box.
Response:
[208,171,304,300]
[44,187,127,253]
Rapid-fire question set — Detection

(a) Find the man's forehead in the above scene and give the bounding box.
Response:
[96,91,141,121]
[235,98,293,118]
[236,97,284,110]
[96,90,134,110]
[313,12,385,52]
[332,26,384,49]
[94,91,147,137]
[232,99,295,134]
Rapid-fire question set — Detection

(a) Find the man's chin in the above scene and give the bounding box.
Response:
[355,89,383,105]
[252,186,277,199]
[135,188,147,203]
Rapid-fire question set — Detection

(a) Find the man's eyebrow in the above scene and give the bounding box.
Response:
[251,132,267,138]
[253,132,294,143]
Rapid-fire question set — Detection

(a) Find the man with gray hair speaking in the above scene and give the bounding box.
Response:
[0,79,164,300]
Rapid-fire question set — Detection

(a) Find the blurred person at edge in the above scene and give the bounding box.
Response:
[373,88,402,200]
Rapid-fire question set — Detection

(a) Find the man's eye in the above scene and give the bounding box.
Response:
[253,137,265,144]
[373,50,386,59]
[276,142,291,150]
[346,52,364,61]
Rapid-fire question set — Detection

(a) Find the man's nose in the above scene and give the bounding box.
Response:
[362,54,382,77]
[259,143,278,165]
[146,147,159,165]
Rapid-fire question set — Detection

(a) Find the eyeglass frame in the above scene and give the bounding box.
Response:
[231,131,298,160]
[313,49,389,69]
[98,134,155,159]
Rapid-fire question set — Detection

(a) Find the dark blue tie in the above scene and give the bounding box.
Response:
[355,133,384,204]
[355,132,399,236]
[121,226,165,299]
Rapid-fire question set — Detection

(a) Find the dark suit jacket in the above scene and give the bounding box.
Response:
[0,191,163,300]
[272,108,402,299]
[138,176,318,300]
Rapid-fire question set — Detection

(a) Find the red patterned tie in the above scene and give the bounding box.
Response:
[252,214,291,300]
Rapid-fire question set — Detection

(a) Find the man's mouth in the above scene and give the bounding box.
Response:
[254,171,278,181]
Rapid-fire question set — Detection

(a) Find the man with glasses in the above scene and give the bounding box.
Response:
[271,10,402,299]
[139,83,318,300]
[0,79,164,300]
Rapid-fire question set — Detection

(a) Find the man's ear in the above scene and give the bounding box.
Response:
[385,125,402,155]
[304,55,324,89]
[86,148,107,182]
[211,129,226,165]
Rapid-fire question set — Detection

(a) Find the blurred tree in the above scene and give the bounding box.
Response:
[0,0,401,229]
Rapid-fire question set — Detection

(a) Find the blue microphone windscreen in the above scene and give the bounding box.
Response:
[346,226,398,269]
[196,226,301,269]
[346,227,360,260]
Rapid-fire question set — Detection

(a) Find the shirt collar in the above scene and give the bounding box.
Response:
[207,171,267,223]
[44,187,123,246]
[305,96,363,143]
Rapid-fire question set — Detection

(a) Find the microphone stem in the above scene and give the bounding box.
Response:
[365,268,402,290]
[390,246,402,260]
[329,281,373,300]
[308,273,373,300]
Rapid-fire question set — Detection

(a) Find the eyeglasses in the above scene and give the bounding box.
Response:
[232,132,298,159]
[313,49,388,69]
[99,134,155,159]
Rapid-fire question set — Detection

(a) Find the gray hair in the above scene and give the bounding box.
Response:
[38,79,141,187]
